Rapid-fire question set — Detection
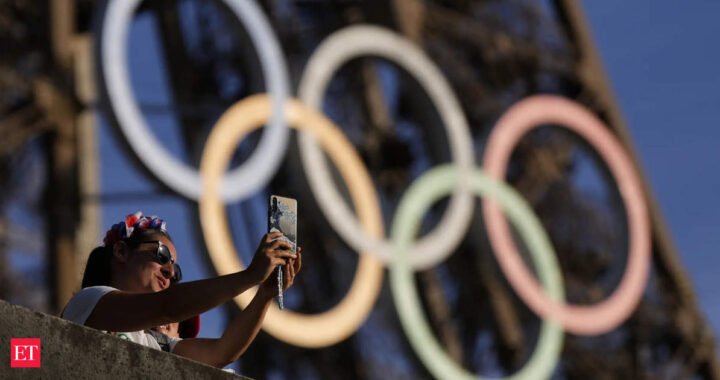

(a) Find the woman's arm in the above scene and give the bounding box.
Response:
[84,232,295,332]
[172,249,302,368]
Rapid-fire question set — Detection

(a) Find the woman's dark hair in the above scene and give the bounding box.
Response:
[80,228,173,288]
[125,228,173,247]
[81,246,113,288]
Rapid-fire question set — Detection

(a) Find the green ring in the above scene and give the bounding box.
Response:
[389,164,564,380]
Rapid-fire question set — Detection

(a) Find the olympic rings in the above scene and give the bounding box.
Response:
[298,25,475,270]
[199,94,384,348]
[482,95,651,335]
[98,0,290,202]
[390,165,564,380]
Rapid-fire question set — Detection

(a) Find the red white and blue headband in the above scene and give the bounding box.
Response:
[103,211,167,247]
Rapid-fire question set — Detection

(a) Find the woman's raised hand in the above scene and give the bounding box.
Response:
[258,246,302,298]
[283,246,302,291]
[246,232,297,285]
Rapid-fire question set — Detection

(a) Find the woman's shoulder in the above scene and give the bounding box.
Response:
[66,286,118,306]
[61,286,119,324]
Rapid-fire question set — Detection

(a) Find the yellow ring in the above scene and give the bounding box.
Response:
[199,94,384,347]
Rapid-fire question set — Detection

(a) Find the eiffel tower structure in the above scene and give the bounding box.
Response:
[0,0,717,378]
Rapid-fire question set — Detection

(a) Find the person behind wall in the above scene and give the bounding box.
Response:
[61,211,302,368]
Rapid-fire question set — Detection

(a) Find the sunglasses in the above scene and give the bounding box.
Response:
[132,240,182,283]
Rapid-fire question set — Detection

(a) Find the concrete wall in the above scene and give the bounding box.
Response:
[0,300,251,379]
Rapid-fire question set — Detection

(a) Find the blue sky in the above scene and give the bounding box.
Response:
[583,0,720,333]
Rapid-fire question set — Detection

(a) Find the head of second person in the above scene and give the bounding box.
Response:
[81,212,181,293]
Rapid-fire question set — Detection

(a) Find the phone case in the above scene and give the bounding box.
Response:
[268,195,297,252]
[268,195,297,309]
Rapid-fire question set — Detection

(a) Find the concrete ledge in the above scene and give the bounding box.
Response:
[0,300,251,379]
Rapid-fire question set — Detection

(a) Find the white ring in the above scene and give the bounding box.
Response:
[298,25,475,270]
[98,0,290,202]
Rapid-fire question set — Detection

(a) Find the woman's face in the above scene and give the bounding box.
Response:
[122,235,178,293]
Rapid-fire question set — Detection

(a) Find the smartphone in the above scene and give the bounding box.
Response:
[268,195,297,309]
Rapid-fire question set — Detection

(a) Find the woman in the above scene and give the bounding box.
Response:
[62,211,302,368]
